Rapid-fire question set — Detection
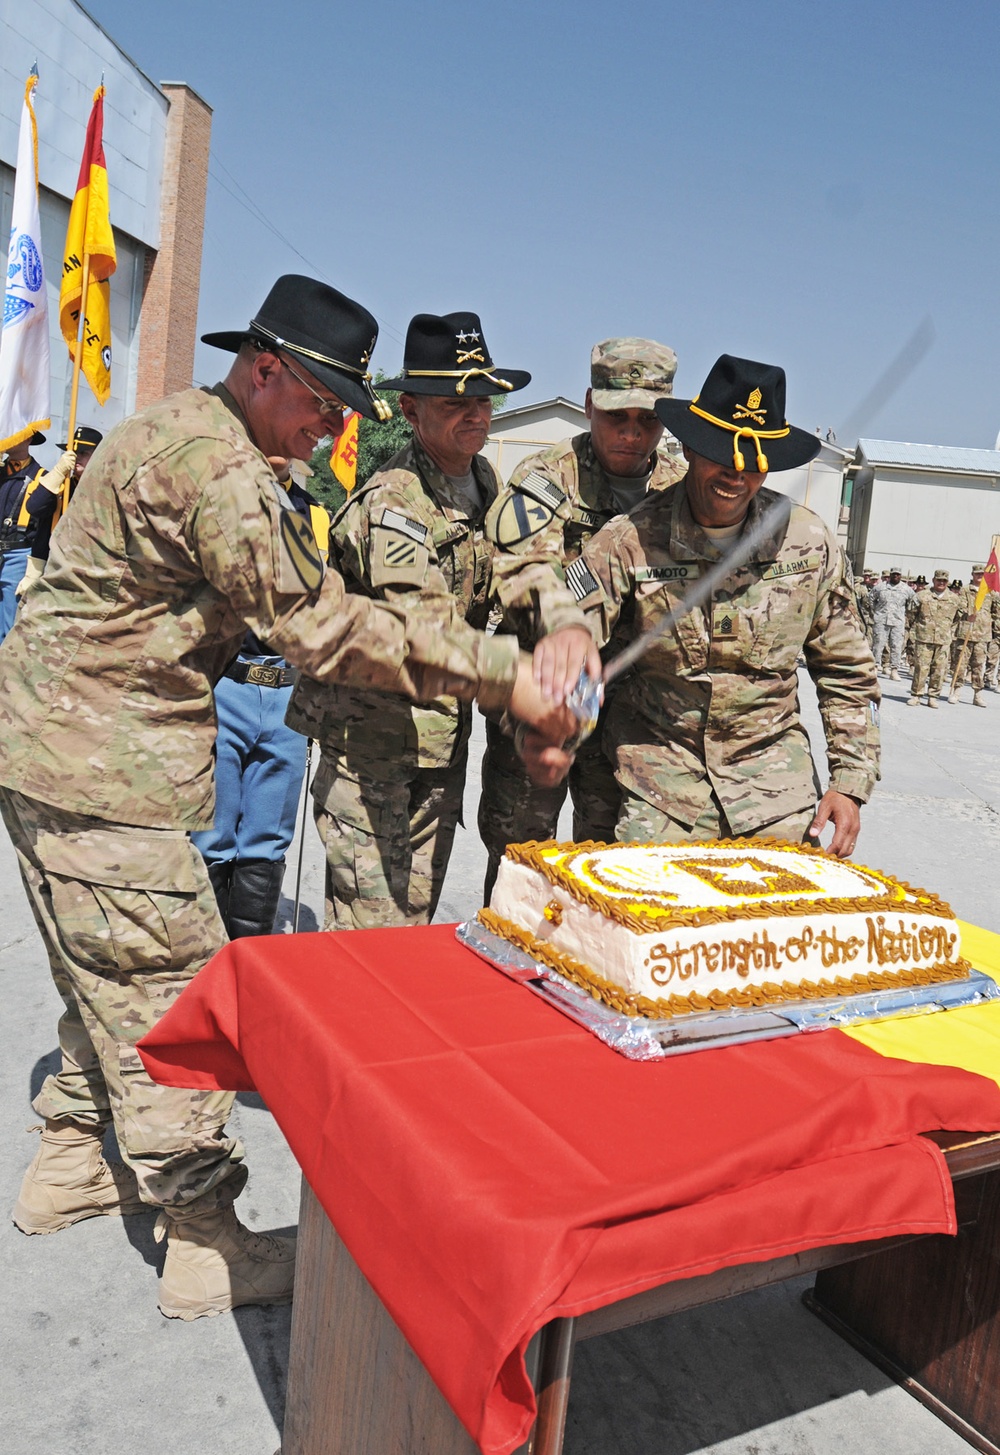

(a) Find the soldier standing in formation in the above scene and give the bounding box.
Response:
[869,566,915,679]
[986,590,1000,690]
[17,425,103,592]
[287,311,580,928]
[0,277,580,1320]
[0,431,46,640]
[949,564,991,706]
[907,569,961,707]
[531,355,880,858]
[479,338,684,897]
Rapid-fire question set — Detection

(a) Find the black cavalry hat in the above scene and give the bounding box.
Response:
[379,312,530,397]
[57,425,103,450]
[201,275,391,421]
[655,354,820,474]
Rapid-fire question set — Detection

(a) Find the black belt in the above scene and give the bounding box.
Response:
[224,661,297,688]
[0,533,28,553]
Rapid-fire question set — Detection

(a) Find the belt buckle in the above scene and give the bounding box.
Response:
[246,663,280,687]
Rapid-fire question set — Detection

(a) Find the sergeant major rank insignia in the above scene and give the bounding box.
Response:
[494,471,566,546]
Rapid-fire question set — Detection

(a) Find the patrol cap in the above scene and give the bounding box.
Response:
[656,354,820,474]
[590,337,678,412]
[933,569,949,581]
[888,565,902,574]
[379,312,530,398]
[201,274,390,421]
[972,563,986,573]
[56,425,103,451]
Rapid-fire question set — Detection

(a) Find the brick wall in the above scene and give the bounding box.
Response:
[135,83,212,406]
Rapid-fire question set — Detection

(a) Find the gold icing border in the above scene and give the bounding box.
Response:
[478,907,973,1020]
[503,839,956,934]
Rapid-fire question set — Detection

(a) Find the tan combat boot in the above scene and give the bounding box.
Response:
[155,1200,296,1320]
[890,668,901,681]
[948,692,960,704]
[907,695,919,706]
[974,690,987,707]
[12,1119,146,1234]
[928,697,940,708]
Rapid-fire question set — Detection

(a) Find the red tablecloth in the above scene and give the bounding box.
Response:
[139,926,1000,1455]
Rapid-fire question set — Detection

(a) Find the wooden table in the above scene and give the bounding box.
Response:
[280,1130,1000,1455]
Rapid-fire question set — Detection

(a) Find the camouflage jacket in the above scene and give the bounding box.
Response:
[910,588,962,645]
[485,432,684,647]
[869,579,915,627]
[549,479,880,833]
[991,592,1000,641]
[0,387,517,830]
[958,585,994,645]
[287,437,500,773]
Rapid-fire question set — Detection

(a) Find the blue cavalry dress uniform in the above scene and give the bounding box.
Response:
[0,433,46,642]
[192,476,329,937]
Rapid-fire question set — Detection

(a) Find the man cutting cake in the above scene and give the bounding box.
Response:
[528,354,881,859]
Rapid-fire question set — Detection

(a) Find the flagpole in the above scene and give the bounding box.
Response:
[64,251,92,510]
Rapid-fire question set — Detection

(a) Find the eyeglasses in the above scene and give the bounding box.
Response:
[275,353,347,420]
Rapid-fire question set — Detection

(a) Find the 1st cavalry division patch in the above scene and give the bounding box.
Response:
[494,471,566,546]
[280,509,325,592]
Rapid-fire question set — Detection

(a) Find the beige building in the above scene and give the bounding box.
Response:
[483,397,589,481]
[846,439,1000,580]
[0,0,210,457]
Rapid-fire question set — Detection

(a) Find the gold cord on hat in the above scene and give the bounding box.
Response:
[250,322,392,420]
[688,402,790,474]
[403,368,514,395]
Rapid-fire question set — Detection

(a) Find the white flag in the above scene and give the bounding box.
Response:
[0,71,51,452]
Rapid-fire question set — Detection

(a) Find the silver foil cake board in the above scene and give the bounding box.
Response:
[456,920,1000,1061]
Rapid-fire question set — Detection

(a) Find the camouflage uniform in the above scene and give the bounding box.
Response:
[950,580,992,696]
[909,586,961,701]
[544,478,880,843]
[869,578,915,674]
[287,437,504,928]
[986,592,1000,688]
[480,342,685,894]
[0,385,519,1208]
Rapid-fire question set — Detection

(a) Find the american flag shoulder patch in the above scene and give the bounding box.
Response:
[380,508,428,543]
[565,556,600,601]
[517,471,566,510]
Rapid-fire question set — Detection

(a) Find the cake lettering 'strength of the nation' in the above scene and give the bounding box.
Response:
[479,839,970,1019]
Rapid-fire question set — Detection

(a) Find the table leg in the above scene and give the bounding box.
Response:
[281,1177,479,1455]
[530,1317,576,1455]
[807,1168,1000,1455]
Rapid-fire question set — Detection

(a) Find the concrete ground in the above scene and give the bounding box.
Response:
[1,667,997,1455]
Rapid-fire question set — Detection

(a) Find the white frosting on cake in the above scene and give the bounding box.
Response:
[485,841,964,1014]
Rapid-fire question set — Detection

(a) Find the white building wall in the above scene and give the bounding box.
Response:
[762,446,849,540]
[858,470,1000,580]
[484,400,589,481]
[0,0,168,454]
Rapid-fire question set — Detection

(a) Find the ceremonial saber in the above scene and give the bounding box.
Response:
[566,497,792,739]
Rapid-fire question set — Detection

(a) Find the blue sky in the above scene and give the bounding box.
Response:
[84,0,999,448]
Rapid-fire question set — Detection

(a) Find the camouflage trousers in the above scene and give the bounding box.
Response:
[871,620,905,673]
[911,642,950,698]
[951,639,987,691]
[987,640,999,688]
[617,787,815,847]
[478,715,621,902]
[312,750,467,929]
[0,788,245,1211]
